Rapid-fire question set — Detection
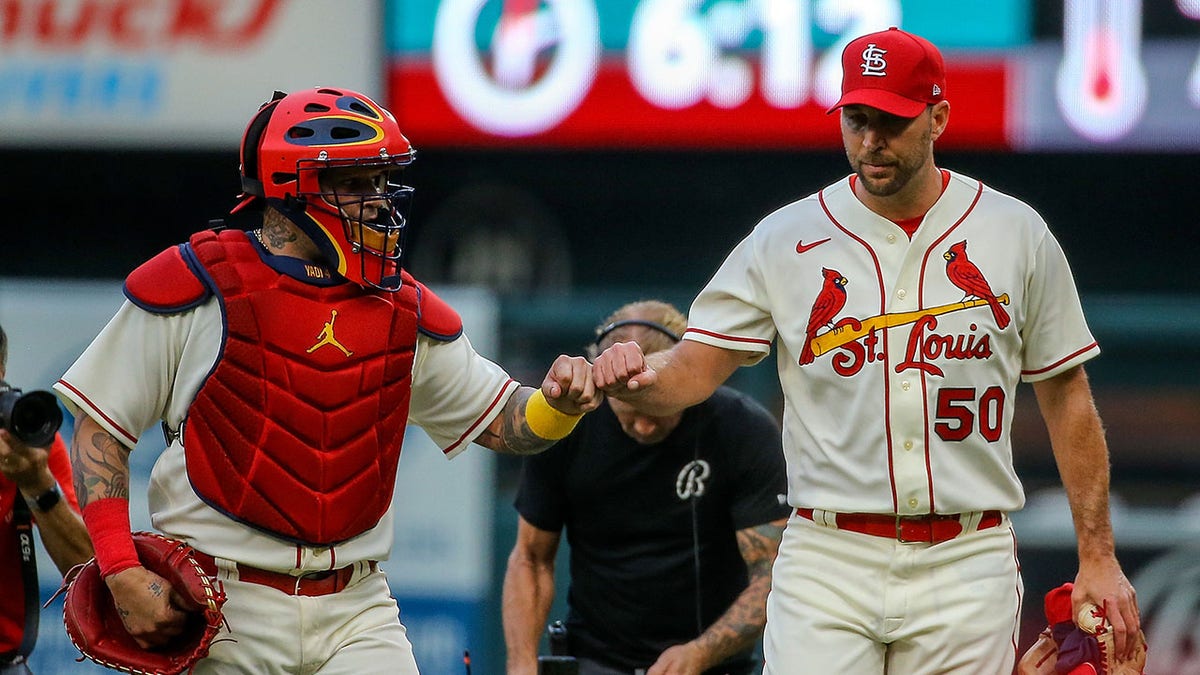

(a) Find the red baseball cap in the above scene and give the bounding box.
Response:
[827,26,946,118]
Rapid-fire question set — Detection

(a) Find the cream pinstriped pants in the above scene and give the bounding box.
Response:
[764,514,1022,674]
[193,566,419,674]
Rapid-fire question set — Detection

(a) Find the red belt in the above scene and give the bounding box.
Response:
[193,552,376,597]
[796,508,1004,545]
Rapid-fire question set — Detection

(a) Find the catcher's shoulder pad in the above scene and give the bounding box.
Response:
[414,278,463,342]
[124,243,212,314]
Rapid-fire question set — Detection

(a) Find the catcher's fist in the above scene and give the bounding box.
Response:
[541,354,602,415]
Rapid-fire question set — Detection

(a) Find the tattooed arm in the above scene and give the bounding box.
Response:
[71,413,190,649]
[647,519,787,675]
[71,413,132,506]
[474,354,602,456]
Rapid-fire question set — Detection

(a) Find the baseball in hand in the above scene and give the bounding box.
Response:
[1075,603,1109,635]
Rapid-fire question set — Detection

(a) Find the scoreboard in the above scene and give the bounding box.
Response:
[386,0,1200,151]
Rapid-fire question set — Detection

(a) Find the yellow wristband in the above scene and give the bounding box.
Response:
[525,389,583,441]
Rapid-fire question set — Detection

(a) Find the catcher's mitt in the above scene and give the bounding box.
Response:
[1017,582,1147,675]
[61,532,226,675]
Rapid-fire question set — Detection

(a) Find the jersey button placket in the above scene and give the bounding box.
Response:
[889,255,930,514]
[889,368,927,514]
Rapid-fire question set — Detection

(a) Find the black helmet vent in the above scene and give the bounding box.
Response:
[283,118,379,146]
[338,96,381,120]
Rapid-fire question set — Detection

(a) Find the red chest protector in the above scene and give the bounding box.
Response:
[153,230,423,545]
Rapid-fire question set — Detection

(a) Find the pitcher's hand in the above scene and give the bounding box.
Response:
[592,341,659,396]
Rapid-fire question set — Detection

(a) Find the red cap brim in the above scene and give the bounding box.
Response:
[826,89,928,118]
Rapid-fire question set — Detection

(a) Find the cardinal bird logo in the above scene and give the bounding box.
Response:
[944,241,1011,329]
[800,268,849,365]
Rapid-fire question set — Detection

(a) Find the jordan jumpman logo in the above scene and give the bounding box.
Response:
[307,310,353,356]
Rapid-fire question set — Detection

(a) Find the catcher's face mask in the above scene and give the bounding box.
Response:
[295,159,414,291]
[233,87,417,291]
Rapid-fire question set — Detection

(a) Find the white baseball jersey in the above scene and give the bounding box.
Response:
[685,170,1097,515]
[54,296,519,572]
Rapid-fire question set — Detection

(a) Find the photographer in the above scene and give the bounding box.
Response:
[0,324,93,673]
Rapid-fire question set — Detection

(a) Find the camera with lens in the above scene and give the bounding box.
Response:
[0,380,63,447]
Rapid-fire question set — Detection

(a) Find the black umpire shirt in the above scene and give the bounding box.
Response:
[515,386,790,673]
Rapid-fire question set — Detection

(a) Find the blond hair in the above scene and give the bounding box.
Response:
[587,300,686,359]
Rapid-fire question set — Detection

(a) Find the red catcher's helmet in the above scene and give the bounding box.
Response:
[233,87,417,291]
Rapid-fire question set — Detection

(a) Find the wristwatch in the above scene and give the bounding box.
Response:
[28,483,62,512]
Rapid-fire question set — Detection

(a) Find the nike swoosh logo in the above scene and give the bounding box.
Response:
[796,238,831,254]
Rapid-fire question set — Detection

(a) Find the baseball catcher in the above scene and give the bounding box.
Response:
[1018,582,1147,675]
[61,532,225,675]
[53,86,599,672]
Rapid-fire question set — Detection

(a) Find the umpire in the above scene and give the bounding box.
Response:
[503,301,790,675]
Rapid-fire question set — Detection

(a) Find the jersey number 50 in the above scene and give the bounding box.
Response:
[935,386,1005,443]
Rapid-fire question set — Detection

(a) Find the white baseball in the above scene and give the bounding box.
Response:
[1075,603,1109,635]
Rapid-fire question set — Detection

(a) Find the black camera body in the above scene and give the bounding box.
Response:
[0,380,63,447]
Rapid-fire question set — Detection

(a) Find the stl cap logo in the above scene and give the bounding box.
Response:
[860,44,888,77]
[307,309,353,357]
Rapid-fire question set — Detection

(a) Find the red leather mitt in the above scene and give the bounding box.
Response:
[62,532,226,675]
